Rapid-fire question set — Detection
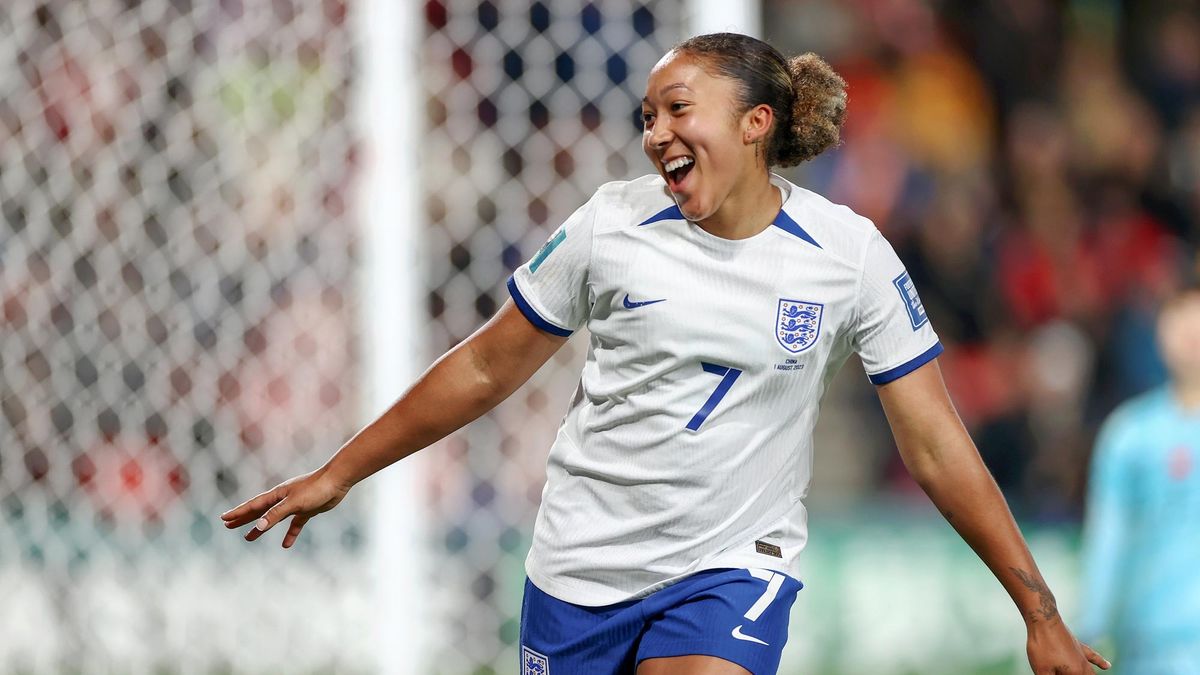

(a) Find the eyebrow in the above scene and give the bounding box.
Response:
[642,82,692,103]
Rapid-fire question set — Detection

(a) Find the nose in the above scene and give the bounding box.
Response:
[646,117,672,152]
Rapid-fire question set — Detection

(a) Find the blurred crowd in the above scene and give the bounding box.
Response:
[769,0,1200,518]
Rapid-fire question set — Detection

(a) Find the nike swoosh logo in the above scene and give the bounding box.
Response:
[622,293,667,309]
[731,625,769,646]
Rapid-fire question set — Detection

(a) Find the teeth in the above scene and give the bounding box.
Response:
[664,156,694,173]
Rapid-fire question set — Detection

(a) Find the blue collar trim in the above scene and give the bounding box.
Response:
[772,208,821,248]
[638,204,684,226]
[637,203,821,249]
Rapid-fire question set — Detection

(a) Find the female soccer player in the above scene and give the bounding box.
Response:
[222,34,1110,675]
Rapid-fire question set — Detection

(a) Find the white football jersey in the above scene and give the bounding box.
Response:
[509,174,941,606]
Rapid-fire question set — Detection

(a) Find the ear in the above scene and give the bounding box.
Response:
[742,103,774,145]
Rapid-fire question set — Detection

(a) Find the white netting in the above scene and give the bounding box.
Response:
[1,0,370,672]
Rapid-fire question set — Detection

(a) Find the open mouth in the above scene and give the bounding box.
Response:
[664,156,695,191]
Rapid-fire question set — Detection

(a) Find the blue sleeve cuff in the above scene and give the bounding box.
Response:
[867,341,943,385]
[506,276,573,337]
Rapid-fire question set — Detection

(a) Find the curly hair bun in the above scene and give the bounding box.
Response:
[775,53,847,167]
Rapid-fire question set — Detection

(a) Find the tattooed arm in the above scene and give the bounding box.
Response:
[875,359,1109,674]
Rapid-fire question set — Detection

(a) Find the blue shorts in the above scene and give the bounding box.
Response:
[519,567,803,675]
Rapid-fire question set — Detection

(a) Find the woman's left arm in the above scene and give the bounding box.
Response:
[875,358,1110,674]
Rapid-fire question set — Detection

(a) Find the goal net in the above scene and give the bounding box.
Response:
[2,0,369,672]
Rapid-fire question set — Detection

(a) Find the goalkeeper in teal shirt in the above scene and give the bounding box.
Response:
[1080,286,1200,674]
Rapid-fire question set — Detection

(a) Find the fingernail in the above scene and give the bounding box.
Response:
[255,518,269,531]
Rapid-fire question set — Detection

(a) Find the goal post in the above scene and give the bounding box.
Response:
[356,1,428,673]
[686,0,762,39]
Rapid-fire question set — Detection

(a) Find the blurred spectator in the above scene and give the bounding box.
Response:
[1079,284,1200,673]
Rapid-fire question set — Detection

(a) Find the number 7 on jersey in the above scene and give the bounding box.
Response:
[686,362,743,431]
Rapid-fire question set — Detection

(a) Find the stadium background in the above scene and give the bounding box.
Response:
[1,0,1197,673]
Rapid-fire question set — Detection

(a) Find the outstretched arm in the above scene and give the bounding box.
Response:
[875,359,1109,674]
[220,299,568,545]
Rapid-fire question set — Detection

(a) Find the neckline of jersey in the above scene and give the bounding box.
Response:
[686,176,792,248]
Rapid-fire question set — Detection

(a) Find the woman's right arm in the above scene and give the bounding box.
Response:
[220,298,569,546]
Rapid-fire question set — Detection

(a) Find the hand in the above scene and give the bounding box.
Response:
[220,468,351,548]
[1026,615,1111,674]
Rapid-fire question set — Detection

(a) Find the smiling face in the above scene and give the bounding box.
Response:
[641,51,766,222]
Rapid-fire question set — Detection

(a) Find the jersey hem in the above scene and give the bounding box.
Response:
[524,552,799,607]
[867,340,943,385]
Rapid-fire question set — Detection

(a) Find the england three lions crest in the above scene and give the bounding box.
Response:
[522,646,549,675]
[776,299,823,353]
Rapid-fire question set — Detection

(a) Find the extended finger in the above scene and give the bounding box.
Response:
[1081,644,1110,670]
[243,498,297,541]
[281,515,310,549]
[221,490,282,528]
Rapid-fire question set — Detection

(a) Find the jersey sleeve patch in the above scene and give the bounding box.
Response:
[529,227,566,273]
[892,271,928,329]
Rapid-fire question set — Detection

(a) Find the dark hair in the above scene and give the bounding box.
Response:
[673,33,847,167]
[1158,252,1200,311]
[1163,280,1200,312]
